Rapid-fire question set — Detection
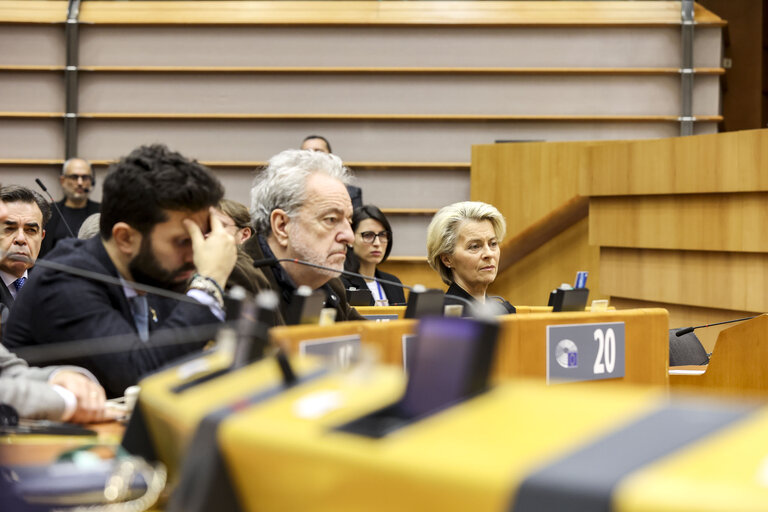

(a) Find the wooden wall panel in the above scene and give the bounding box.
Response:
[589,192,768,252]
[75,119,691,164]
[600,247,768,312]
[490,218,604,307]
[580,129,768,196]
[472,140,596,233]
[355,168,469,210]
[0,72,63,112]
[0,119,63,159]
[0,25,64,65]
[77,25,721,68]
[77,72,720,117]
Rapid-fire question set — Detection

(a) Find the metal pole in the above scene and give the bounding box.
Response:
[680,0,695,136]
[64,0,82,159]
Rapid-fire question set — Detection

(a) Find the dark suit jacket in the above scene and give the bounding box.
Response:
[0,280,12,313]
[444,282,516,317]
[2,237,221,397]
[346,185,363,210]
[227,236,365,324]
[340,269,407,306]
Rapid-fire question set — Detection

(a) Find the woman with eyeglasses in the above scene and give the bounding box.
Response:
[342,205,406,306]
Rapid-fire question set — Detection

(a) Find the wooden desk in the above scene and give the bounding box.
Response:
[670,315,768,397]
[0,421,124,466]
[271,308,669,386]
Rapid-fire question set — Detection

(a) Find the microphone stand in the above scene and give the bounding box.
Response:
[35,178,76,238]
[674,315,760,337]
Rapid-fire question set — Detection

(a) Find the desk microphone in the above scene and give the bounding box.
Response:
[252,256,486,318]
[6,251,204,306]
[674,315,761,336]
[35,178,76,238]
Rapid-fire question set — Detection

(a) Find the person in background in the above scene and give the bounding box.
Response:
[0,186,50,323]
[426,201,515,316]
[215,199,253,245]
[39,158,101,258]
[341,205,406,306]
[300,135,363,209]
[0,189,111,423]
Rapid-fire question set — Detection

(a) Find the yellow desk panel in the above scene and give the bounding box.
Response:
[218,381,697,512]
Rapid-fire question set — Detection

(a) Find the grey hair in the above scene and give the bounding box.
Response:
[250,149,351,234]
[426,201,507,285]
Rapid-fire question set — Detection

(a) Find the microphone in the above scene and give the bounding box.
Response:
[35,178,76,238]
[7,251,203,306]
[253,257,415,292]
[674,315,760,337]
[252,256,484,318]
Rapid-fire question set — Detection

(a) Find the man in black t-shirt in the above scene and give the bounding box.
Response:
[39,158,100,258]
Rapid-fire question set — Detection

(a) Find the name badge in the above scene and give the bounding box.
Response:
[299,335,361,370]
[546,322,625,384]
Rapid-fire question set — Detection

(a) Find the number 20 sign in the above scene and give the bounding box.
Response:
[546,322,625,384]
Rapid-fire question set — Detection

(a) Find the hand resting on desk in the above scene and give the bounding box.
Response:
[49,371,121,424]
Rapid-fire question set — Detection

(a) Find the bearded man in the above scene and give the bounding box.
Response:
[229,149,364,324]
[3,144,237,397]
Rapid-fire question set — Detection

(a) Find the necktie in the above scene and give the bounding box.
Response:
[12,277,26,292]
[129,295,150,342]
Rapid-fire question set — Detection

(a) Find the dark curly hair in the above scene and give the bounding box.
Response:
[100,144,224,239]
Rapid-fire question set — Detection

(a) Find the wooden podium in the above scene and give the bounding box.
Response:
[581,128,768,354]
[670,314,768,397]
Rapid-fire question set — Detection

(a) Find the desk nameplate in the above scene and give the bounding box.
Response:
[299,335,361,370]
[546,322,625,384]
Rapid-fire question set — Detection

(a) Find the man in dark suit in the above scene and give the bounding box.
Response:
[229,149,364,323]
[0,188,110,423]
[39,158,101,258]
[301,135,363,209]
[3,144,237,397]
[0,186,51,322]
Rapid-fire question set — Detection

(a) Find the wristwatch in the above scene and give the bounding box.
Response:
[187,273,225,308]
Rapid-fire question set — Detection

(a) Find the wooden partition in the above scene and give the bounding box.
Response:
[471,140,606,307]
[270,308,669,386]
[582,128,768,352]
[670,314,768,397]
[0,1,723,282]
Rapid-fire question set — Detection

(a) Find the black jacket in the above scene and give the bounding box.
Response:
[227,235,366,324]
[444,282,516,317]
[3,237,221,397]
[340,269,407,306]
[39,199,101,258]
[0,279,13,313]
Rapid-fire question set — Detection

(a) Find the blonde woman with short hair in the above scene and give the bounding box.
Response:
[426,201,515,315]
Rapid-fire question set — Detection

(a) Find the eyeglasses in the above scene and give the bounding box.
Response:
[359,231,390,244]
[63,174,93,183]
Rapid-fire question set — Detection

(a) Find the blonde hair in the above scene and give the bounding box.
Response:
[426,201,506,285]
